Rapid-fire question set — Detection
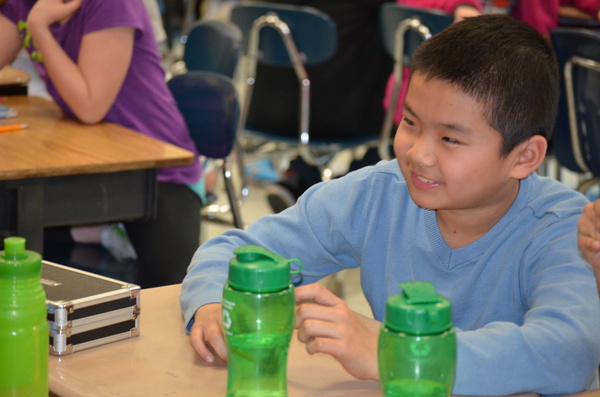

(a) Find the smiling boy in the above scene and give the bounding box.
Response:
[181,14,600,395]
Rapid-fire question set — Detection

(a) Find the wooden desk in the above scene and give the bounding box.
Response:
[47,284,590,396]
[0,66,30,95]
[0,96,194,252]
[49,284,382,396]
[0,66,30,86]
[572,391,600,397]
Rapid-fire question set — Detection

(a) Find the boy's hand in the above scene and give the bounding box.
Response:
[579,199,600,268]
[189,303,227,364]
[28,0,82,28]
[294,283,380,381]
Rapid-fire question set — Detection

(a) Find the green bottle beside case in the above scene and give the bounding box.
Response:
[0,237,48,396]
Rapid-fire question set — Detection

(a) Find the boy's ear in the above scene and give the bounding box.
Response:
[509,135,548,180]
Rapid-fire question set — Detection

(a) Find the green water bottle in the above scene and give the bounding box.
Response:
[222,245,302,397]
[0,237,48,396]
[378,282,456,397]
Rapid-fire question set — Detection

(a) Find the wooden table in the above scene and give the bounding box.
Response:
[0,66,30,95]
[0,96,194,252]
[48,284,382,396]
[0,65,30,86]
[47,283,594,396]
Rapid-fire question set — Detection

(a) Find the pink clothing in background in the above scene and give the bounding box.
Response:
[560,0,600,18]
[384,0,560,125]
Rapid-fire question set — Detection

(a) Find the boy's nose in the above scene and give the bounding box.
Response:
[407,136,435,167]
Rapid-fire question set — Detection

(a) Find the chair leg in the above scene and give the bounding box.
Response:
[223,160,244,229]
[234,138,250,201]
[577,177,600,195]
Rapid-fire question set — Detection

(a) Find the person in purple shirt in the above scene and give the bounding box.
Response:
[0,0,203,287]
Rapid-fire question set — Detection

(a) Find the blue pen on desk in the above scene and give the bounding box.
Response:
[0,104,17,118]
[0,123,28,133]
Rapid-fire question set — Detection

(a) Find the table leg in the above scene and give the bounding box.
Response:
[16,184,44,253]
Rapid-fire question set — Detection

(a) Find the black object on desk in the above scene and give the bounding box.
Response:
[0,84,28,96]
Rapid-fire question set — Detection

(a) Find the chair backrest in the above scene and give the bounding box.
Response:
[380,3,453,61]
[551,28,600,176]
[182,19,242,78]
[230,2,337,67]
[168,71,240,159]
[377,3,452,160]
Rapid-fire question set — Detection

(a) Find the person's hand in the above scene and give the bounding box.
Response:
[453,5,481,23]
[27,0,82,29]
[579,199,600,268]
[189,303,227,363]
[294,283,380,381]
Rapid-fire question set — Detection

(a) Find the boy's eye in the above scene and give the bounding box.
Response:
[441,137,460,144]
[401,117,415,127]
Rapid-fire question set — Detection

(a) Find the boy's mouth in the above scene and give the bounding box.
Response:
[411,172,441,190]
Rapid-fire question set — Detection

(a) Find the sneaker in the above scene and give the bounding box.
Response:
[100,223,137,263]
[266,183,297,214]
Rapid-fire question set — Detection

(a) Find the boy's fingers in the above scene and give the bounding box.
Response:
[296,318,339,343]
[206,329,228,362]
[580,235,600,252]
[189,321,228,363]
[189,303,227,363]
[294,283,341,307]
[189,325,215,363]
[594,200,600,239]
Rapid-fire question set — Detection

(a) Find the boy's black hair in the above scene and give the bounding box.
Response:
[411,14,559,156]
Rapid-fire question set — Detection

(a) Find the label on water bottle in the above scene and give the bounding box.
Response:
[222,298,235,333]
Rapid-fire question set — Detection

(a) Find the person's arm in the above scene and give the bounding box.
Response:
[563,0,600,20]
[26,0,134,124]
[0,12,22,69]
[396,0,482,17]
[181,168,376,366]
[452,4,481,22]
[579,200,600,291]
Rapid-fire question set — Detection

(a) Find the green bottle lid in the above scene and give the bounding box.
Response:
[0,236,42,278]
[228,245,303,293]
[384,281,453,335]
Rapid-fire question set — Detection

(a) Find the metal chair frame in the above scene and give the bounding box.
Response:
[551,27,600,193]
[379,19,432,161]
[565,55,600,192]
[378,4,453,160]
[241,13,315,166]
[232,3,384,182]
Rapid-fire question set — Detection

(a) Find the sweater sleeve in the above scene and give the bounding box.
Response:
[180,172,371,332]
[452,223,600,395]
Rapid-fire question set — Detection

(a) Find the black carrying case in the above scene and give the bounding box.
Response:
[41,261,140,355]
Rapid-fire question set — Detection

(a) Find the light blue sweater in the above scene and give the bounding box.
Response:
[181,160,600,396]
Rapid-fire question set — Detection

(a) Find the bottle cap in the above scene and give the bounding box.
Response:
[228,245,303,293]
[0,237,42,278]
[384,281,452,335]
